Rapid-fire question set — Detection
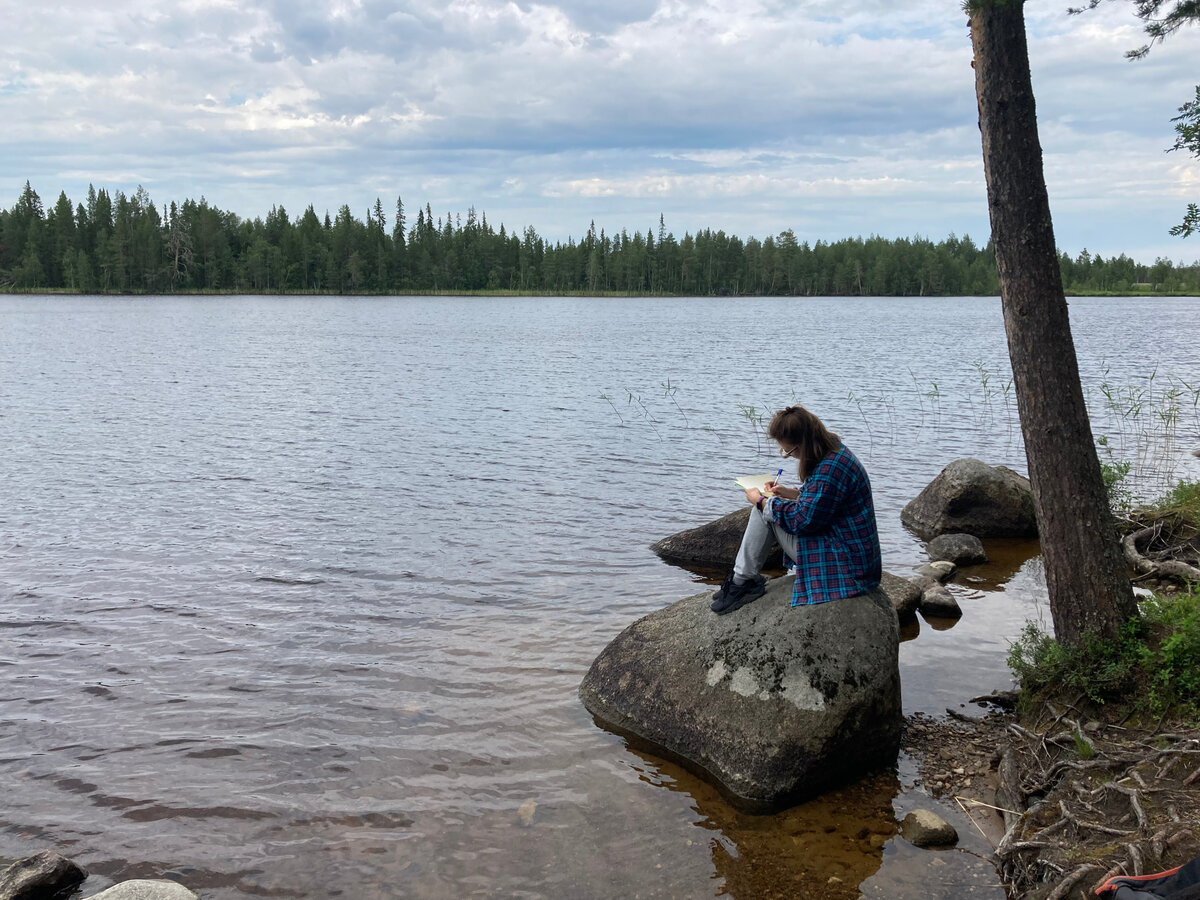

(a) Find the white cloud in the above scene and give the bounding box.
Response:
[1,0,1197,260]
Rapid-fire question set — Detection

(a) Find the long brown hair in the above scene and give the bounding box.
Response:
[767,405,840,480]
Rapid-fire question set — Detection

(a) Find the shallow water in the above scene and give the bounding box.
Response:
[1,294,1197,898]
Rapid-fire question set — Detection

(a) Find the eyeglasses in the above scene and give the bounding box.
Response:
[778,445,802,458]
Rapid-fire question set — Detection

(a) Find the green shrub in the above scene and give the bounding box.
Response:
[1151,478,1200,526]
[1139,588,1200,714]
[1006,618,1144,707]
[1008,586,1200,721]
[1096,437,1133,513]
[1008,477,1200,722]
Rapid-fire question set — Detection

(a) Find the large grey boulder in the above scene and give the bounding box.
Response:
[901,459,1037,540]
[650,507,783,571]
[580,578,901,812]
[84,882,200,900]
[0,851,86,900]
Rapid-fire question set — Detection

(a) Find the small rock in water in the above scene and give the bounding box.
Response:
[517,798,537,827]
[881,571,922,619]
[900,810,959,847]
[83,880,201,899]
[920,586,963,619]
[0,851,87,899]
[1193,448,1200,458]
[916,560,957,582]
[927,533,988,566]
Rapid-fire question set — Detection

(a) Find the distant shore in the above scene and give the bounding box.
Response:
[3,288,1198,299]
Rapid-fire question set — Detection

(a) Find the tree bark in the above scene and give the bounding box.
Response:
[969,1,1136,644]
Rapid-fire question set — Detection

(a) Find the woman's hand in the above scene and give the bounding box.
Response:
[745,487,765,506]
[767,483,800,501]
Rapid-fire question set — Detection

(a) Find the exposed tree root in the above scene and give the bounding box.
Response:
[906,705,1200,900]
[992,715,1200,898]
[1122,519,1200,584]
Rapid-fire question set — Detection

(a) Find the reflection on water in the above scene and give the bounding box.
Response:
[963,539,1045,592]
[628,747,898,899]
[899,617,922,643]
[0,295,1197,898]
[626,746,1006,900]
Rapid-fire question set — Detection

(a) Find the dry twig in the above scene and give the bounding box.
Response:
[1047,864,1100,900]
[1126,841,1145,876]
[1102,782,1149,832]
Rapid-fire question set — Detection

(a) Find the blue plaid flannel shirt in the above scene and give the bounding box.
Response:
[762,444,882,605]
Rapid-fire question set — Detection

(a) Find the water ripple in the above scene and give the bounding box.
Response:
[1,294,1197,899]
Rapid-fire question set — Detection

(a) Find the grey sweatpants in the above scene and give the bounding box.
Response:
[733,501,799,582]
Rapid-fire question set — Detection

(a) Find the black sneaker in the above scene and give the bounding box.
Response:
[710,574,767,615]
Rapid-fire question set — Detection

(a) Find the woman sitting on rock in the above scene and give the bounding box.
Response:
[712,405,882,615]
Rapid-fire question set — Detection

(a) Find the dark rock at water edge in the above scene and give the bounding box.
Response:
[880,572,921,620]
[910,570,964,620]
[902,458,1037,540]
[927,533,988,566]
[0,851,86,900]
[908,573,964,619]
[650,507,783,571]
[579,579,902,812]
[920,585,963,620]
[909,574,942,595]
[0,853,200,900]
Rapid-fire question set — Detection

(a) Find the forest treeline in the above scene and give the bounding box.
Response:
[2,182,1198,296]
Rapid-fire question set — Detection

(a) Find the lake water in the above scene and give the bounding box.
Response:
[1,294,1198,899]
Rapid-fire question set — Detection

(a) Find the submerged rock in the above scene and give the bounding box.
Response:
[516,799,537,828]
[579,578,901,812]
[0,851,86,900]
[902,459,1037,540]
[900,810,959,847]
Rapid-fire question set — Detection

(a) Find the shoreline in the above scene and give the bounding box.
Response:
[1,288,1198,299]
[907,706,1200,899]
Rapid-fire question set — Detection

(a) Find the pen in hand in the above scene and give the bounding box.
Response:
[770,468,783,492]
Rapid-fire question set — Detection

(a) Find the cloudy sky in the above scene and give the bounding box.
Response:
[3,0,1197,262]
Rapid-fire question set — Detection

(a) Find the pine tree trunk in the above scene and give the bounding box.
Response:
[969,2,1136,644]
